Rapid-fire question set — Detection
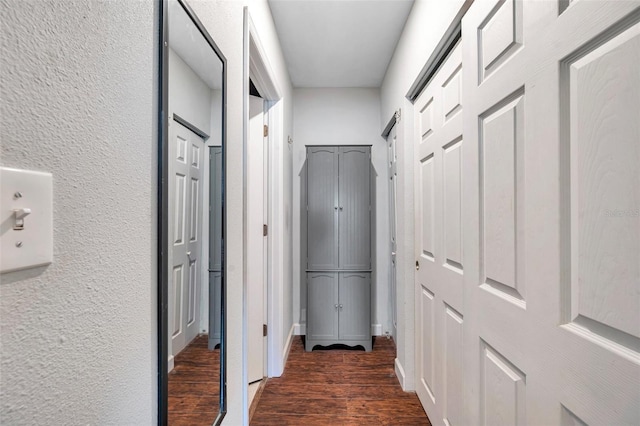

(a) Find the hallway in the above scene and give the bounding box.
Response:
[250,338,429,425]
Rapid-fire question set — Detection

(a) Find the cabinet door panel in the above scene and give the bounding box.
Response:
[338,147,371,269]
[307,273,339,340]
[339,273,371,340]
[307,147,339,269]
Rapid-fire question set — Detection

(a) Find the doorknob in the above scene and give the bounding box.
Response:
[187,251,193,261]
[416,260,420,270]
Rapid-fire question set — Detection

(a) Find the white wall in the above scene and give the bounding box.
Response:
[0,1,157,424]
[292,88,391,336]
[169,48,214,136]
[379,0,467,391]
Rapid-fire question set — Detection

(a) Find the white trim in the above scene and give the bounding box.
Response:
[395,357,407,390]
[371,323,383,336]
[293,323,306,335]
[248,17,281,100]
[244,6,287,417]
[279,323,295,376]
[241,8,250,426]
[265,99,286,378]
[168,355,175,373]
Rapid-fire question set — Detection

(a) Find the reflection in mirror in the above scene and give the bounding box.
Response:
[165,0,225,424]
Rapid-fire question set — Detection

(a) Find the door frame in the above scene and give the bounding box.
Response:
[242,6,286,422]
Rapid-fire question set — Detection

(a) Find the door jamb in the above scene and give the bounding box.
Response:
[243,6,284,423]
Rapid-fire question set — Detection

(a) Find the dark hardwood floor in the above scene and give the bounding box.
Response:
[168,335,221,426]
[251,336,431,425]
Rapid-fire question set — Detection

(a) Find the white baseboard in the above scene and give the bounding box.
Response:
[395,357,406,390]
[371,323,382,335]
[293,323,306,335]
[168,355,175,373]
[281,324,295,374]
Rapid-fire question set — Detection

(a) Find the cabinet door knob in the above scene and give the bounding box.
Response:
[339,206,343,210]
[335,304,339,309]
[339,304,343,309]
[416,260,420,270]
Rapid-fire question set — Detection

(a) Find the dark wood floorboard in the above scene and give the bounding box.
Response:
[251,337,431,426]
[168,334,221,426]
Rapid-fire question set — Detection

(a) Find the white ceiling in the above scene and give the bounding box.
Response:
[269,0,414,88]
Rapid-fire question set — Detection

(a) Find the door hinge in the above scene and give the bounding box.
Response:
[263,324,268,336]
[263,125,269,137]
[263,224,268,236]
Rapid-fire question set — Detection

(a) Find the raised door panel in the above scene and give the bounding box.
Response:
[565,22,640,341]
[338,273,371,341]
[307,147,338,269]
[307,273,339,341]
[338,147,371,269]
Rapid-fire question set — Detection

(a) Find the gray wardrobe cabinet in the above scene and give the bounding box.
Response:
[305,146,372,352]
[306,146,371,270]
[305,272,372,352]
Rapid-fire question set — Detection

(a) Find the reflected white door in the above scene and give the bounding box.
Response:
[414,41,465,426]
[387,125,398,332]
[247,95,266,383]
[169,120,205,357]
[460,1,639,425]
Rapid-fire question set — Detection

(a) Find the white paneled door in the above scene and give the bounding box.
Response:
[414,1,640,425]
[248,95,267,384]
[169,120,205,358]
[414,41,465,426]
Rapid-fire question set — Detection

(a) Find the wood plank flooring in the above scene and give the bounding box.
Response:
[251,337,431,425]
[168,335,221,426]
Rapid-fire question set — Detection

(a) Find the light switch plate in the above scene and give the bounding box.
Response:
[1,167,53,273]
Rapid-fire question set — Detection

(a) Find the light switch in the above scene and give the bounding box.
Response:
[1,167,53,273]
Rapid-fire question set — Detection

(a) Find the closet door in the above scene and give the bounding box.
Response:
[462,1,640,425]
[307,147,339,269]
[338,147,371,270]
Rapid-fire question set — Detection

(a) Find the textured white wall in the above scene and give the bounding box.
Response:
[0,0,157,424]
[379,0,467,390]
[292,88,391,335]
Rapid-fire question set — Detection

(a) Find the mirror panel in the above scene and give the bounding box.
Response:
[163,0,226,424]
